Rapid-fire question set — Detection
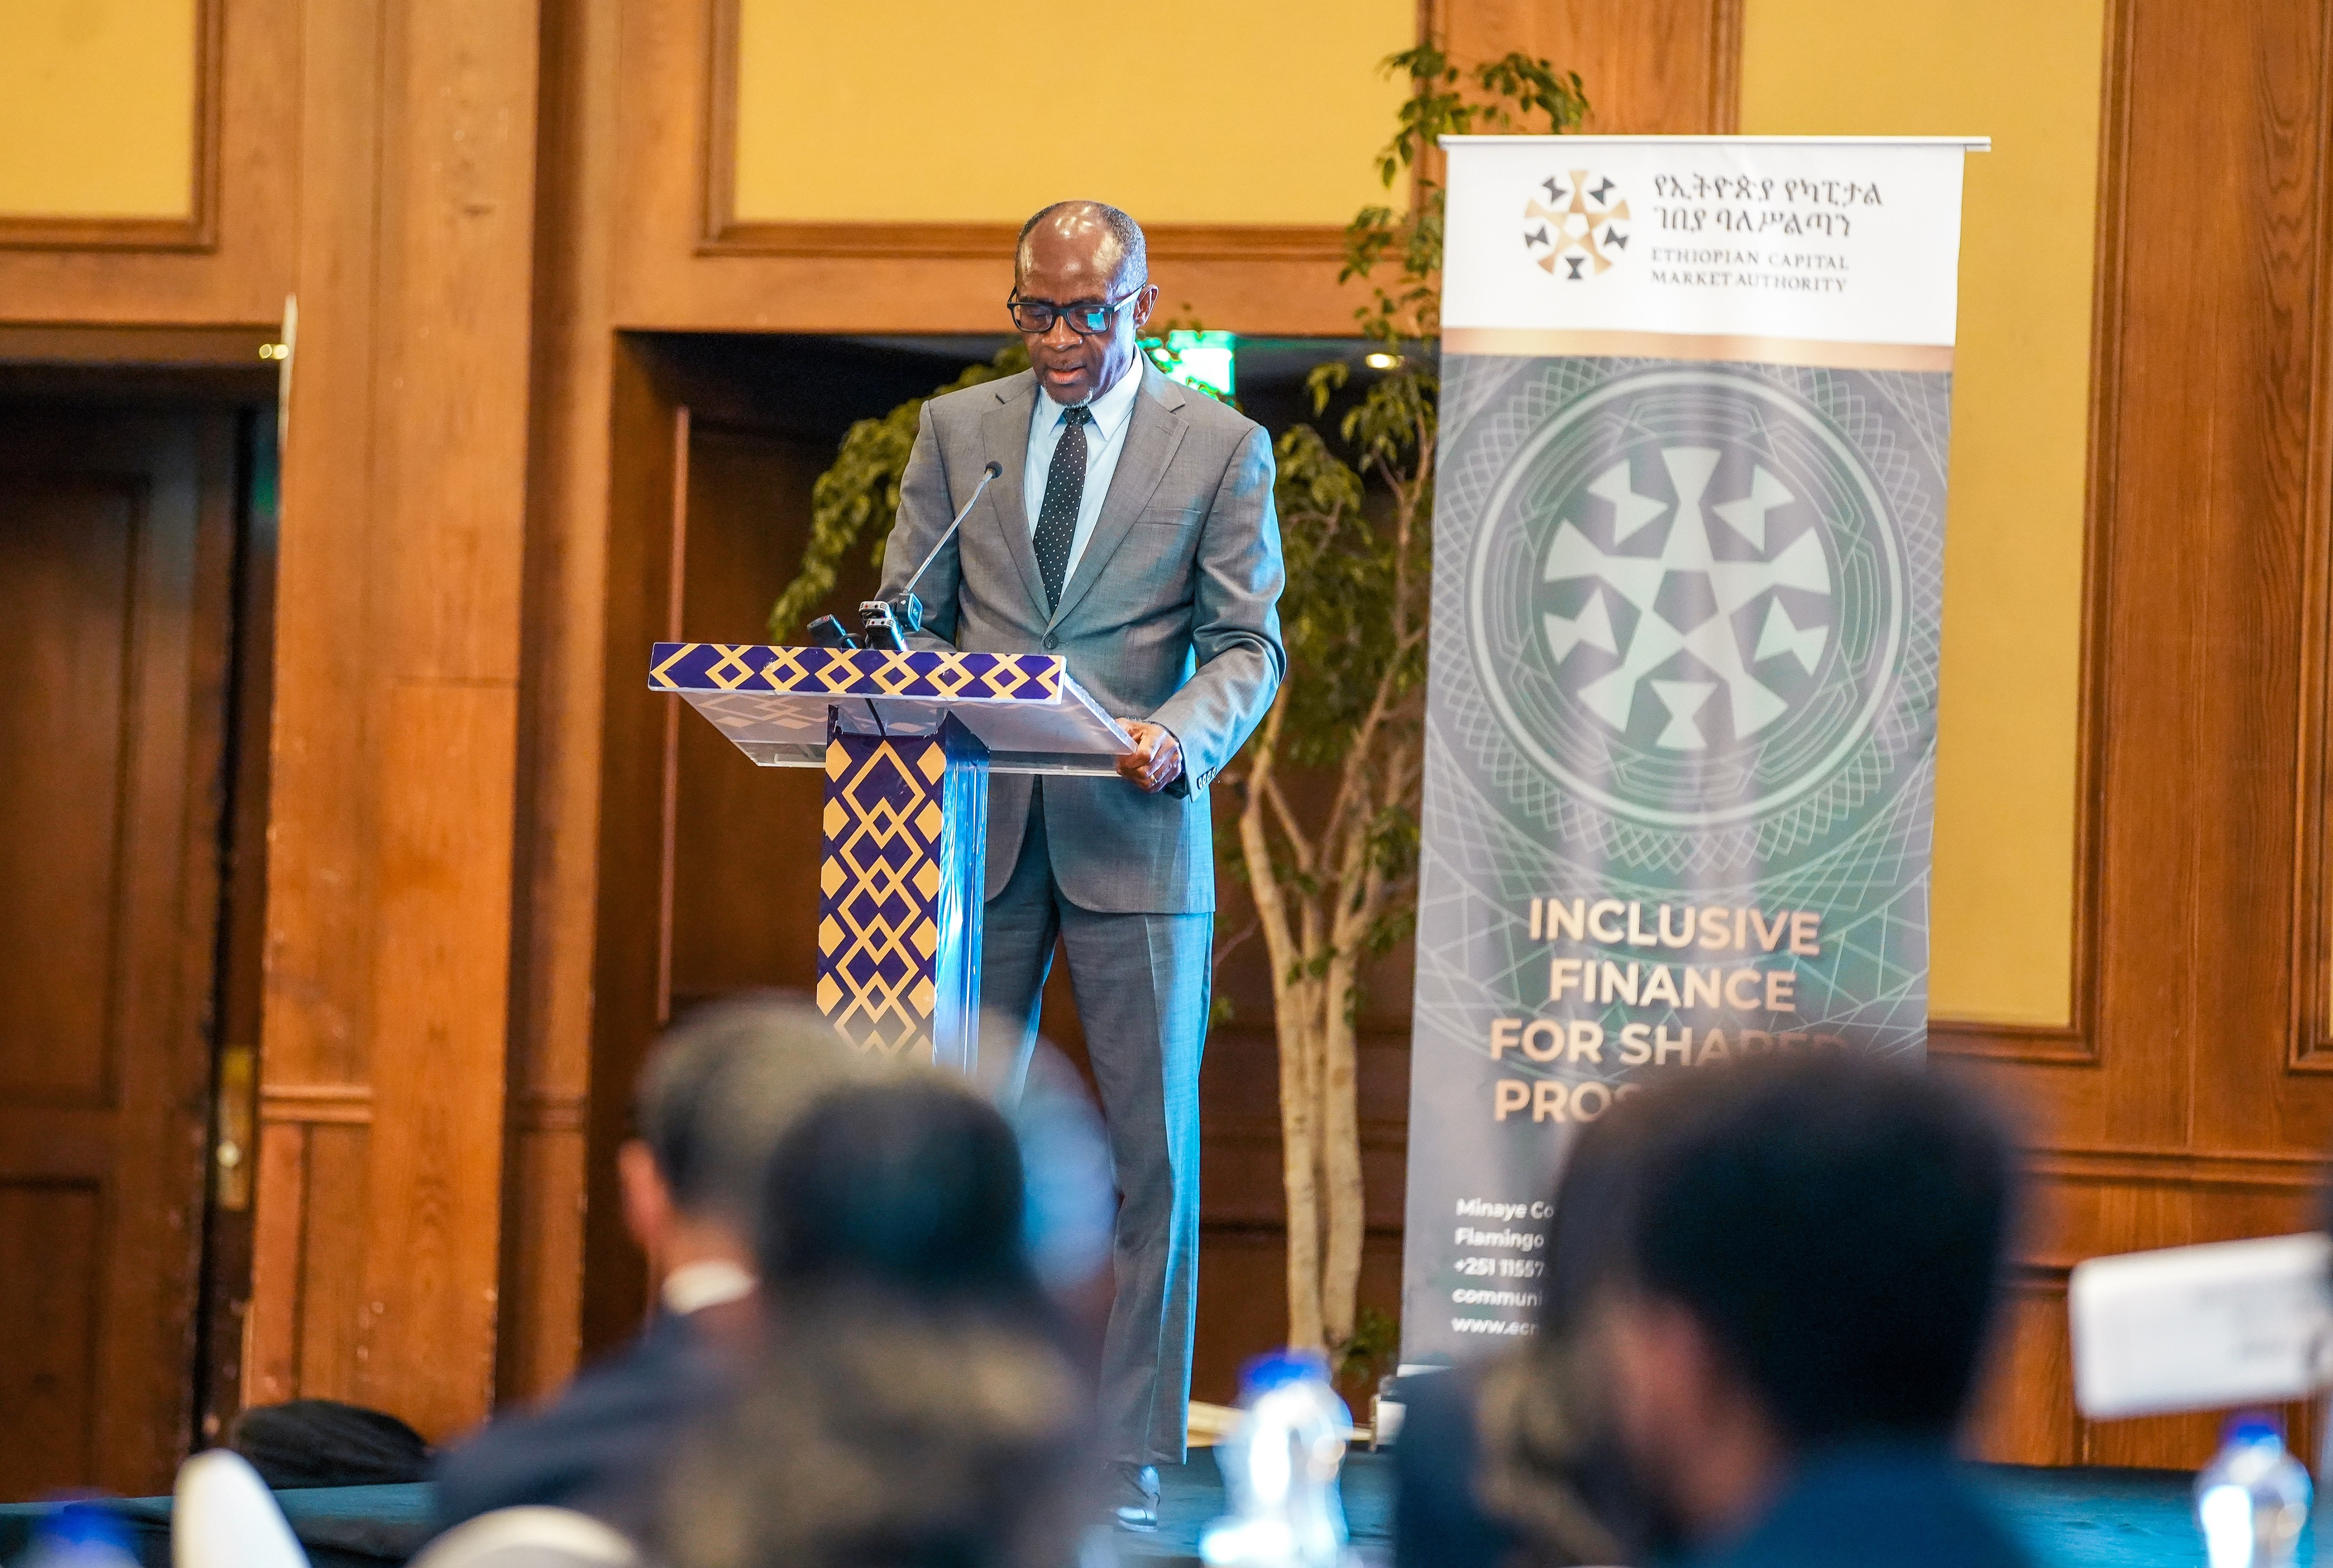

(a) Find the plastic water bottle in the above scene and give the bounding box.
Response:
[1199,1351,1355,1568]
[20,1503,140,1568]
[2196,1413,2313,1568]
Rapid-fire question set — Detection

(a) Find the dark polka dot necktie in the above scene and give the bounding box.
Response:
[1034,404,1091,614]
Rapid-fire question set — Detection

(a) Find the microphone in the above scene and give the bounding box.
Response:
[861,460,1004,651]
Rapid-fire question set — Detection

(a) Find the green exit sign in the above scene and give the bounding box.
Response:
[1148,330,1235,399]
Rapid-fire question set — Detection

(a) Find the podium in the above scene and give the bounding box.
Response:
[648,642,1132,1070]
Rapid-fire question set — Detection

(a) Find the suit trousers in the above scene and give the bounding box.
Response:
[982,782,1210,1468]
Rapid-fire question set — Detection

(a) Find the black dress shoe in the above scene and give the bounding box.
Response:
[1112,1461,1160,1532]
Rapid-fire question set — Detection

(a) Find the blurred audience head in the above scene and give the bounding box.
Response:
[1475,1099,1662,1565]
[756,1073,1043,1310]
[1598,1053,2015,1545]
[658,1075,1093,1568]
[227,1398,432,1488]
[620,994,870,1292]
[1534,1096,1655,1338]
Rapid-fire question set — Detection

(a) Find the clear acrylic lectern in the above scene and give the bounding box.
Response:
[649,643,1132,1070]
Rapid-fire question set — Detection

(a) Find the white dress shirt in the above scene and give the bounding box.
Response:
[1024,354,1145,588]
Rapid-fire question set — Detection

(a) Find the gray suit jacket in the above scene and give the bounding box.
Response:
[879,363,1286,914]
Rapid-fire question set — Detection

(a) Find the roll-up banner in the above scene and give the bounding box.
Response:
[1403,136,1986,1361]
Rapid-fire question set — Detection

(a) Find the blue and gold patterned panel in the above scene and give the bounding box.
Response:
[815,715,988,1067]
[650,641,1130,775]
[651,643,1064,703]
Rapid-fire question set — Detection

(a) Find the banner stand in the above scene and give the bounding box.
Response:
[1402,135,1987,1363]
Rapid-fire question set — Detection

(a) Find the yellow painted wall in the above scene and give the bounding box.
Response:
[733,0,1416,225]
[1742,0,2105,1024]
[0,0,198,218]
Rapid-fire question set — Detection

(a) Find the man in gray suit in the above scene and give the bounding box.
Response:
[877,199,1286,1528]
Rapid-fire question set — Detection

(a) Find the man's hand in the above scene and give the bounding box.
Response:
[1116,719,1184,794]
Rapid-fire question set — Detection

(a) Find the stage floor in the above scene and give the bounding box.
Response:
[1131,1452,2237,1568]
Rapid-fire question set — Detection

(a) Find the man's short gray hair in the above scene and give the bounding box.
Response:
[633,994,870,1228]
[1016,200,1147,291]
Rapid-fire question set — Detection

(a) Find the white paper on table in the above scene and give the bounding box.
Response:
[2068,1232,2333,1419]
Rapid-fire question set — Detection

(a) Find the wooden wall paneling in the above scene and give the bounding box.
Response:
[578,366,872,1363]
[1434,0,1741,135]
[665,422,859,1013]
[2162,0,2330,1171]
[1922,0,2333,1470]
[246,1091,383,1407]
[607,0,1365,336]
[1961,1269,2079,1465]
[2288,0,2333,1083]
[348,0,540,1431]
[248,1081,376,1409]
[497,1090,588,1401]
[0,1184,106,1498]
[360,686,523,1424]
[0,410,239,1495]
[297,1118,374,1399]
[2072,0,2331,1188]
[0,327,277,368]
[243,1118,307,1405]
[654,408,692,1023]
[253,0,541,1440]
[580,340,689,1359]
[124,413,241,1491]
[247,0,394,1414]
[496,0,631,1405]
[0,0,297,327]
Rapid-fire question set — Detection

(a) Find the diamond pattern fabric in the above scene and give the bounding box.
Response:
[815,726,985,1060]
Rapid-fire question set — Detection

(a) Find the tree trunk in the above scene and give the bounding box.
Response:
[1318,948,1365,1348]
[1241,747,1331,1353]
[1278,994,1326,1352]
[1235,697,1388,1360]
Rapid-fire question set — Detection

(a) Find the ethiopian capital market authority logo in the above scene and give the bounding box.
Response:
[1465,367,1914,840]
[1524,170,1630,280]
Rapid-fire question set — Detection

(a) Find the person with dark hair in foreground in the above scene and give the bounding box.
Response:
[1395,1102,1662,1568]
[1475,1099,1667,1566]
[1596,1054,2032,1568]
[656,1075,1094,1568]
[431,996,870,1534]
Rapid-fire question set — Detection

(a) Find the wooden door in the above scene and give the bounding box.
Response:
[0,409,239,1499]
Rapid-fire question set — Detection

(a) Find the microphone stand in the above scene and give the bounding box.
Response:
[853,459,1005,652]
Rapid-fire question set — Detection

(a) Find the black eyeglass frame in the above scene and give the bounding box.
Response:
[1005,283,1150,337]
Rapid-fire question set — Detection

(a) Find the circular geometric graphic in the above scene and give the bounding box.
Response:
[1465,367,1915,839]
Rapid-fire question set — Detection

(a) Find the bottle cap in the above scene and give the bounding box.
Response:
[2225,1411,2282,1444]
[1240,1349,1330,1397]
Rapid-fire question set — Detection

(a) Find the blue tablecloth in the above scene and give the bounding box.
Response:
[0,1459,2233,1568]
[0,1484,433,1568]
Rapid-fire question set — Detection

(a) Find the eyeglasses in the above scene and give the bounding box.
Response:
[1006,284,1147,336]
